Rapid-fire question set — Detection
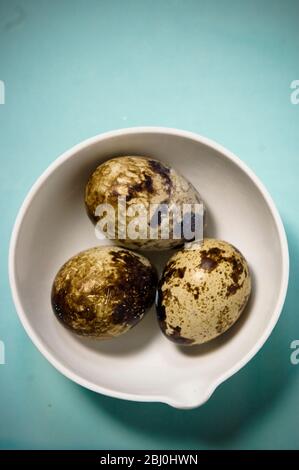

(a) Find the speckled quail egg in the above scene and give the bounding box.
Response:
[85,156,203,250]
[51,246,157,338]
[156,238,251,345]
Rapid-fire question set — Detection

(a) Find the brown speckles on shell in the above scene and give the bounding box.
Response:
[84,156,202,250]
[199,245,245,297]
[156,290,194,345]
[216,305,231,334]
[168,325,194,344]
[51,246,157,338]
[156,238,251,345]
[148,159,172,195]
[126,173,155,201]
[199,247,224,272]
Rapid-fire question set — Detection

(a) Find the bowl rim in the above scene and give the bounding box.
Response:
[8,126,289,409]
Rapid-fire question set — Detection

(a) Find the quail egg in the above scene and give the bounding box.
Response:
[51,246,157,338]
[85,156,203,250]
[156,238,251,345]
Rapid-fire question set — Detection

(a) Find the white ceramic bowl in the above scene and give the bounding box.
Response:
[9,127,289,409]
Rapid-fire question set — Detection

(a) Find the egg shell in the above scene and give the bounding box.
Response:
[156,239,251,345]
[85,156,203,250]
[51,246,157,338]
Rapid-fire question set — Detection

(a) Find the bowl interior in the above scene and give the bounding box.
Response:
[12,130,285,408]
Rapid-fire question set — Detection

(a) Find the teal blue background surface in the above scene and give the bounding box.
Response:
[1,0,299,449]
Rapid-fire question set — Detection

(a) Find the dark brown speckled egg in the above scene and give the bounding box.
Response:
[156,239,251,345]
[85,156,203,250]
[51,246,157,338]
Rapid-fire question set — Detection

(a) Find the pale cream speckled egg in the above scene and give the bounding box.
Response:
[51,246,157,339]
[156,238,251,345]
[85,156,203,250]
